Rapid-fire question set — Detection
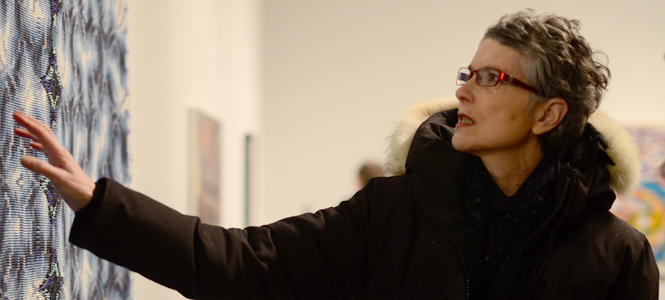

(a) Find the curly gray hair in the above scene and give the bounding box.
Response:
[484,9,610,154]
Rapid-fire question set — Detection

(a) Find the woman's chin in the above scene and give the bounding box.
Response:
[451,136,469,152]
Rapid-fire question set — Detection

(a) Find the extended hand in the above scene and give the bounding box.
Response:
[13,111,95,212]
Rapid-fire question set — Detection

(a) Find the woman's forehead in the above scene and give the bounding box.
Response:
[470,38,524,76]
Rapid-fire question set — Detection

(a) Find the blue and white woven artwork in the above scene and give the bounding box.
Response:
[0,0,131,299]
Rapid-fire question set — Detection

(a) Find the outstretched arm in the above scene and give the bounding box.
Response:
[13,110,95,212]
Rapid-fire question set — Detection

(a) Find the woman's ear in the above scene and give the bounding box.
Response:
[532,98,568,136]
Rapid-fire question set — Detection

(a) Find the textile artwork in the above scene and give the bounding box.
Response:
[0,1,131,299]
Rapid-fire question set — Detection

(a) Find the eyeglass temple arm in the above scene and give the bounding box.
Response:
[505,76,547,97]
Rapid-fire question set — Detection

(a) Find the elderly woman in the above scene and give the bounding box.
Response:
[14,9,658,300]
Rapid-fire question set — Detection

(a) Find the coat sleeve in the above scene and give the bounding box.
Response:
[69,178,375,300]
[611,235,660,300]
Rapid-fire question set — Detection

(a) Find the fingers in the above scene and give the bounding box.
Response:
[13,111,61,155]
[20,156,62,179]
[13,110,53,139]
[14,128,46,151]
[14,127,37,140]
[30,142,46,152]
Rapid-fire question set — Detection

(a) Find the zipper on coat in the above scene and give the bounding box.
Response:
[439,223,470,300]
[515,176,576,300]
[405,177,470,299]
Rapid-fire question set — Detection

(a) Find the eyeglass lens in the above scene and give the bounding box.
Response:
[457,68,501,87]
[456,69,471,86]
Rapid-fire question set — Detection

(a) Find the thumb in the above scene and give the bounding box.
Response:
[20,155,92,212]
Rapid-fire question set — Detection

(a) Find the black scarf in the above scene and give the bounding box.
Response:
[464,154,557,300]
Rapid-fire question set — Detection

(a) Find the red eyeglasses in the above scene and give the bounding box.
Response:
[456,67,547,97]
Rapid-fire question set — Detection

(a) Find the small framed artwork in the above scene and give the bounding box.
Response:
[188,109,222,225]
[244,134,254,227]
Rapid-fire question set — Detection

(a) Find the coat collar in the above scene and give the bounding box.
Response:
[383,98,641,196]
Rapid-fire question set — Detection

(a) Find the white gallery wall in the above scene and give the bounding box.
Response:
[126,0,260,299]
[124,0,663,298]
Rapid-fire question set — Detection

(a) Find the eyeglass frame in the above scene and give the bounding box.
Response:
[456,67,547,97]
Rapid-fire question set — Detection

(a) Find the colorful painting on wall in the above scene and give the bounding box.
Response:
[610,126,665,262]
[188,109,222,226]
[0,0,131,299]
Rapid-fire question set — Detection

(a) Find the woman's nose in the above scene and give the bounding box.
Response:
[455,80,474,103]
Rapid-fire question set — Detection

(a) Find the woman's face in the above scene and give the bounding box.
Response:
[452,38,541,157]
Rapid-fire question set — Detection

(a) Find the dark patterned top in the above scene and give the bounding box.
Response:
[465,154,557,300]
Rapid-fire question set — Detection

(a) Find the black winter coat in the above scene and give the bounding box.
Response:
[70,107,659,299]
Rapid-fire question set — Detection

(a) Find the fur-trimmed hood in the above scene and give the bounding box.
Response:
[383,98,641,196]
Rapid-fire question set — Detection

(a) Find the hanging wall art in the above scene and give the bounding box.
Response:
[188,109,221,226]
[0,0,131,299]
[610,126,665,264]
